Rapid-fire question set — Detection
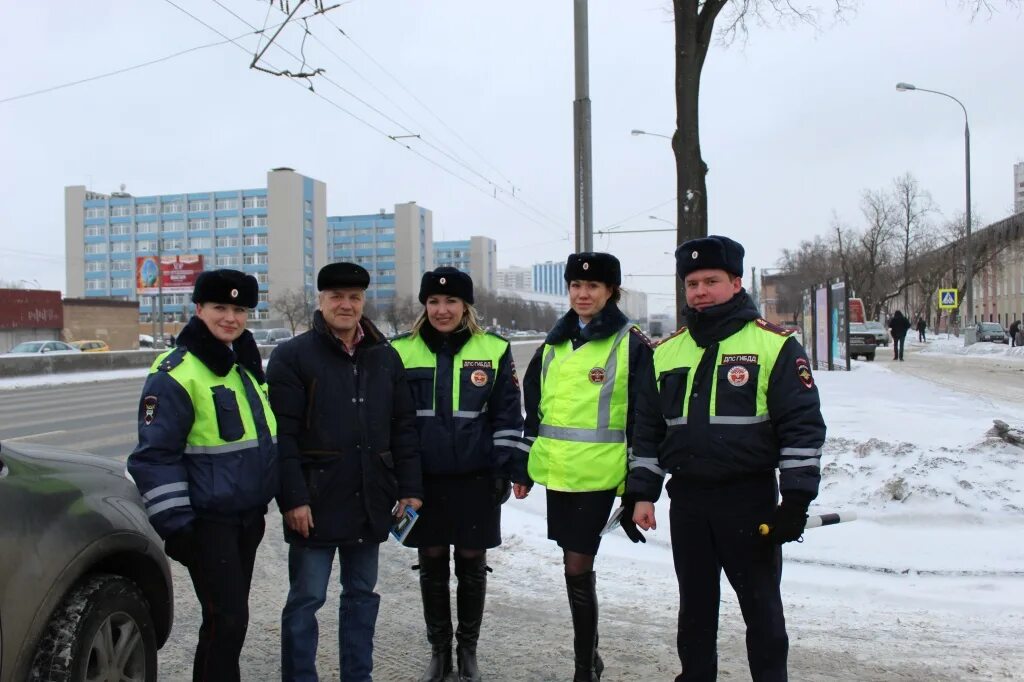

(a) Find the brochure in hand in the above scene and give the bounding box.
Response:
[599,505,625,536]
[390,505,419,544]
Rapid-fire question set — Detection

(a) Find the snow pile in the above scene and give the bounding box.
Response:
[916,334,1024,361]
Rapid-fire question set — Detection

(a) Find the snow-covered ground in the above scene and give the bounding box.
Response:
[7,348,1023,678]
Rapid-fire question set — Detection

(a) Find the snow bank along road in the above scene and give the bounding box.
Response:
[2,341,1021,679]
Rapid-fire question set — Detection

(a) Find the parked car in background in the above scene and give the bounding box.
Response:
[264,328,294,345]
[976,322,1007,343]
[70,339,110,353]
[0,441,173,682]
[251,329,271,344]
[138,334,155,349]
[864,321,889,347]
[3,340,81,356]
[848,322,878,361]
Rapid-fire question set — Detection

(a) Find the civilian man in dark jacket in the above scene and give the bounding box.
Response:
[888,310,911,361]
[1009,319,1020,347]
[626,236,826,682]
[267,263,423,682]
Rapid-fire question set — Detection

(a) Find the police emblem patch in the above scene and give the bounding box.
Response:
[796,357,814,389]
[470,369,489,387]
[691,251,698,259]
[230,288,239,299]
[439,277,447,285]
[726,365,749,387]
[588,367,606,384]
[582,262,590,271]
[143,395,158,425]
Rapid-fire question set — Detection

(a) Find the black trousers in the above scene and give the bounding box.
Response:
[186,513,265,682]
[668,474,788,682]
[893,335,906,360]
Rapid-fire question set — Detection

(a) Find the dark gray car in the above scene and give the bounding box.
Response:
[0,441,173,682]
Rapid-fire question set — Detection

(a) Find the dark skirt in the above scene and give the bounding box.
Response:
[546,488,617,556]
[405,471,501,550]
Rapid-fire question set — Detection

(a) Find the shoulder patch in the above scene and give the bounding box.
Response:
[156,347,187,373]
[754,318,794,337]
[657,325,689,347]
[629,325,654,348]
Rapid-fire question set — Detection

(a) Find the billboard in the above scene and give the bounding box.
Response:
[831,281,848,370]
[136,255,204,295]
[814,286,829,371]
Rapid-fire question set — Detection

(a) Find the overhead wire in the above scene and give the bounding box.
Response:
[195,0,564,232]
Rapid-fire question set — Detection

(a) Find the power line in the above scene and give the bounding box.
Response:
[193,0,564,233]
[0,34,247,105]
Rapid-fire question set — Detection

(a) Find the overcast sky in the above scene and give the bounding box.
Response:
[1,1,1021,315]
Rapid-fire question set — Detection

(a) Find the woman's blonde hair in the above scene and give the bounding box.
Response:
[411,299,484,337]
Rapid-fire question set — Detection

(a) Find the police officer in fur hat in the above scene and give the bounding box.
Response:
[128,269,278,681]
[521,252,654,681]
[391,266,528,682]
[626,236,827,681]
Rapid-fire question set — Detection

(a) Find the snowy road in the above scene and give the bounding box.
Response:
[886,337,1024,405]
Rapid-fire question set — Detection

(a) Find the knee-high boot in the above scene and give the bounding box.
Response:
[565,572,603,681]
[454,553,487,682]
[417,553,454,682]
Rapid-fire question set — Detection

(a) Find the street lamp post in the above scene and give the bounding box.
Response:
[648,215,675,229]
[895,81,974,344]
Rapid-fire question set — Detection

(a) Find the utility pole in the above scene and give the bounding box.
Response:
[157,237,165,347]
[573,0,593,253]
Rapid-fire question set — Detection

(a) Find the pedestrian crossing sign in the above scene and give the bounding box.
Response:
[938,288,959,310]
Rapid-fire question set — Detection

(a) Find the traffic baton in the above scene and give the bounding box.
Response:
[758,510,857,537]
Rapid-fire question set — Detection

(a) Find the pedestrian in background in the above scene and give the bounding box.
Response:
[916,317,927,343]
[391,267,529,682]
[522,252,653,682]
[1009,318,1020,348]
[267,263,423,682]
[888,310,911,361]
[627,236,826,682]
[128,269,278,682]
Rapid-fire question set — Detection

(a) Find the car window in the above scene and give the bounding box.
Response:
[980,323,1002,331]
[10,341,44,353]
[849,323,867,332]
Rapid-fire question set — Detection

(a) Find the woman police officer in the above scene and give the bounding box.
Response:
[521,252,653,682]
[127,269,278,681]
[391,267,529,682]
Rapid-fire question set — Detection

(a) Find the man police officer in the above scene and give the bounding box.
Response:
[625,236,826,682]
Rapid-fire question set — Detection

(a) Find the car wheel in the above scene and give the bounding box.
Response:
[866,353,875,361]
[30,574,157,682]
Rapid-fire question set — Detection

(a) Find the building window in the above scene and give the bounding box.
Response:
[243,216,268,228]
[189,218,211,231]
[304,199,312,213]
[216,254,241,266]
[110,205,132,217]
[215,198,239,210]
[188,199,211,212]
[243,235,267,247]
[256,272,270,284]
[304,254,313,268]
[85,207,106,219]
[136,204,158,215]
[111,242,133,253]
[304,235,313,250]
[161,238,184,251]
[161,201,184,214]
[86,261,107,272]
[216,217,239,230]
[243,253,268,265]
[161,220,184,232]
[258,292,270,304]
[110,223,132,236]
[190,237,212,250]
[86,280,106,291]
[85,243,107,254]
[84,225,105,237]
[111,256,132,271]
[137,240,157,252]
[136,221,156,234]
[216,236,240,248]
[242,196,267,209]
[111,277,132,289]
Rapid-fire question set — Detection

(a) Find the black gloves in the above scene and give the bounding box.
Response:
[768,494,812,544]
[163,525,196,566]
[492,477,512,506]
[619,501,646,544]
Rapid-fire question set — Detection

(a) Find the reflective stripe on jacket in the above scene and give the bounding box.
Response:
[391,330,526,476]
[129,348,279,537]
[528,323,632,492]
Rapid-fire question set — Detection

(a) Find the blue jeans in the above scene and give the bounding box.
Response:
[281,542,381,682]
